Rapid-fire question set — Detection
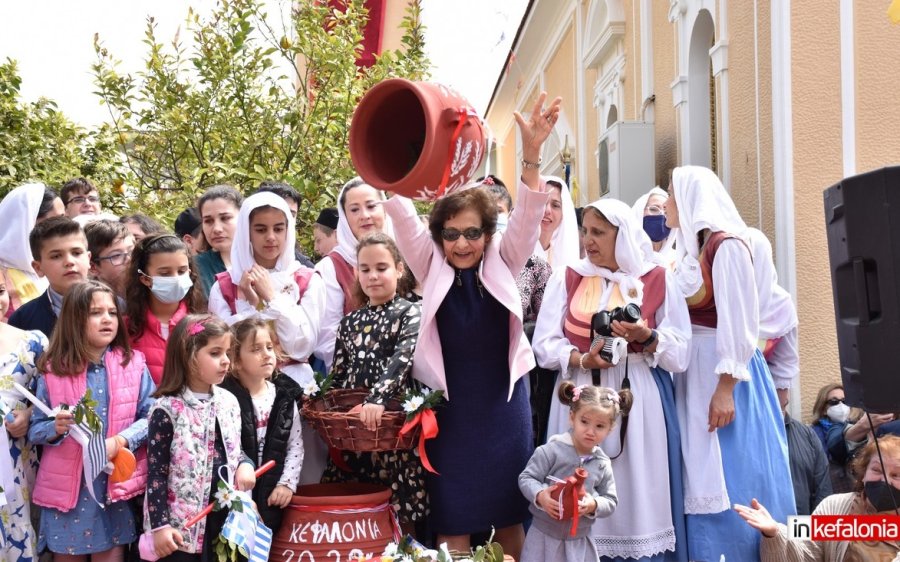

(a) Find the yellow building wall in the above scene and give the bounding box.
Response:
[584,66,601,201]
[727,2,775,238]
[651,1,677,185]
[379,0,411,53]
[855,4,900,174]
[791,1,843,422]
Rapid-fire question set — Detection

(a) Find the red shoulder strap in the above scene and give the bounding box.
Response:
[328,252,361,315]
[215,271,237,314]
[293,268,314,301]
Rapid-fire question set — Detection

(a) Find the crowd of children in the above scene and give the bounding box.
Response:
[0,92,808,562]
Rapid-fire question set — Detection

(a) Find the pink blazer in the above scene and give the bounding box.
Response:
[383,183,549,400]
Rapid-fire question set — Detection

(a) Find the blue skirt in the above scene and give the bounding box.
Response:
[685,350,795,561]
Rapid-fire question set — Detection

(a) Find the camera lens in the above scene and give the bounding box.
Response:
[621,303,642,323]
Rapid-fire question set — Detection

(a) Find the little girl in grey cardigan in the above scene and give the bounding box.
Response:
[519,381,629,562]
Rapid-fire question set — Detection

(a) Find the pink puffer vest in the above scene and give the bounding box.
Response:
[128,301,188,385]
[32,348,149,511]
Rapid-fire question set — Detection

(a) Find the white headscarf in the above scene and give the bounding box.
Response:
[671,166,748,296]
[0,183,48,274]
[229,192,299,283]
[569,198,656,306]
[334,178,394,267]
[535,175,580,269]
[745,227,798,337]
[631,186,676,262]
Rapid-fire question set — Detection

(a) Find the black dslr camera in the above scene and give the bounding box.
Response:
[590,304,642,365]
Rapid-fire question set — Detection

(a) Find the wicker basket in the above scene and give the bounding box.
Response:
[302,388,420,452]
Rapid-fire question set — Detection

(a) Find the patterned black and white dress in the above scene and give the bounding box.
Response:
[321,295,428,524]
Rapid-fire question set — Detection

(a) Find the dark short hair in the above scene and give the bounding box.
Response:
[37,186,61,220]
[29,216,84,261]
[257,181,301,208]
[85,220,131,262]
[478,175,512,212]
[428,188,498,245]
[120,213,166,236]
[197,184,243,216]
[61,178,97,204]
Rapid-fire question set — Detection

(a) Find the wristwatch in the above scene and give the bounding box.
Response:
[521,157,542,169]
[638,329,658,347]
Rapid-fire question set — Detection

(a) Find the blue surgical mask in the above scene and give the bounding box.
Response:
[643,215,671,242]
[496,212,509,233]
[142,271,193,304]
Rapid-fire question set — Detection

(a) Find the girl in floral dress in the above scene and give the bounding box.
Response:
[0,278,47,562]
[144,314,256,561]
[320,232,426,533]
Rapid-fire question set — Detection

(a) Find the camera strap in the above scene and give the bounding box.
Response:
[592,356,630,460]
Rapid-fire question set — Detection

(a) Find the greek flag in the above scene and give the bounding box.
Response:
[221,496,272,562]
[70,421,108,506]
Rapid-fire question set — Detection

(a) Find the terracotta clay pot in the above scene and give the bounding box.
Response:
[271,482,398,562]
[349,78,486,201]
[548,467,588,520]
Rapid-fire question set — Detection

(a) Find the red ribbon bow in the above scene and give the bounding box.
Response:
[400,409,439,474]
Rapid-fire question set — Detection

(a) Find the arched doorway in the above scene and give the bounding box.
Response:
[687,9,715,169]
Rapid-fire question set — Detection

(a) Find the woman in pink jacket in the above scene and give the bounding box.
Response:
[382,93,561,559]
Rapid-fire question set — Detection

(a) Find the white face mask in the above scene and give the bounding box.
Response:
[496,212,509,233]
[827,402,850,424]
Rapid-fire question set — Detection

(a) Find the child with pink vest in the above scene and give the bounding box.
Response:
[28,280,155,561]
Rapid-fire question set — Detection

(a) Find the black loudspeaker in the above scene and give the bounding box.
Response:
[824,166,900,413]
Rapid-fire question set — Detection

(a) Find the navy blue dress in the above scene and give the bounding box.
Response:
[427,268,532,535]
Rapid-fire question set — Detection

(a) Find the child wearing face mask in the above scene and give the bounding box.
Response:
[126,234,206,385]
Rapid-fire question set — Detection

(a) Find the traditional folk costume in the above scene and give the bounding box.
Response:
[314,182,394,373]
[207,192,325,485]
[0,183,51,318]
[670,166,795,561]
[533,199,691,561]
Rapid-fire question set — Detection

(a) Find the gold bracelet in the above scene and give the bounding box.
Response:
[579,353,588,371]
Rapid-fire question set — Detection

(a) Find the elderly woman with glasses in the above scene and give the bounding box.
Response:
[532,198,692,561]
[382,93,561,560]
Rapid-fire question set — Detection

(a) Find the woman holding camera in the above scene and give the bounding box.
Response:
[533,198,691,561]
[666,166,794,561]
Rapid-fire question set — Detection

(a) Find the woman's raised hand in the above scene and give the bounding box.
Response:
[514,92,562,191]
[734,498,778,538]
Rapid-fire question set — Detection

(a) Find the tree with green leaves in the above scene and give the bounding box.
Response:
[92,0,429,237]
[0,59,122,201]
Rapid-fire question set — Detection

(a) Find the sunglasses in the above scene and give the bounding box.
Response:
[827,398,846,407]
[441,227,484,242]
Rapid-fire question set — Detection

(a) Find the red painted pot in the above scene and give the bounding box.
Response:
[271,482,398,562]
[349,78,486,201]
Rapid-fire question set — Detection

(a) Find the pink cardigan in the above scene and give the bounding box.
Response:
[383,183,549,400]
